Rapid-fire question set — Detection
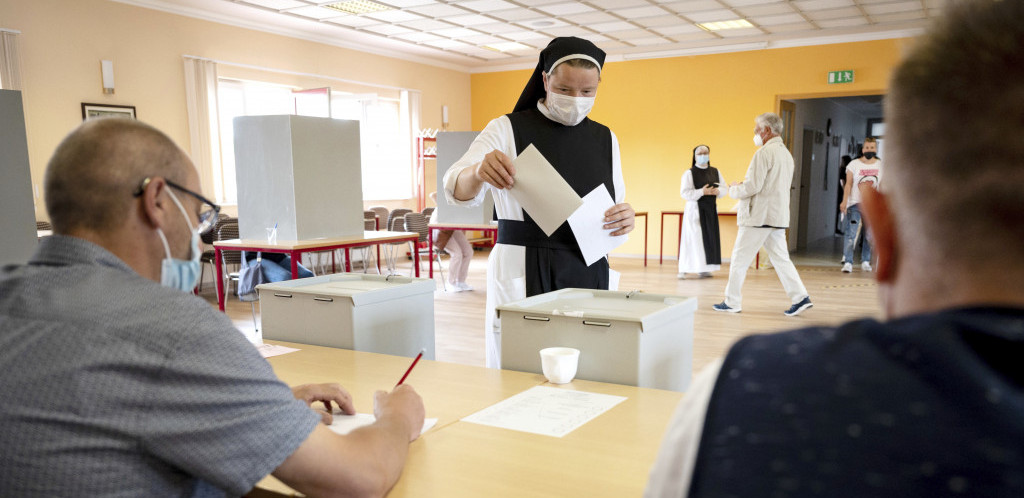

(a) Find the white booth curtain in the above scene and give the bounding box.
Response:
[0,30,24,91]
[183,57,221,200]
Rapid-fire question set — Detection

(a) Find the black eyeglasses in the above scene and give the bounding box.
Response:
[134,177,221,234]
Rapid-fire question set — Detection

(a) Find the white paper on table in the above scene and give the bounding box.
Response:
[567,185,628,266]
[461,386,627,438]
[508,144,583,236]
[328,412,438,436]
[256,343,300,358]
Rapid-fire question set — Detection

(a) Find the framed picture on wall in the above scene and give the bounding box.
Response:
[81,103,136,121]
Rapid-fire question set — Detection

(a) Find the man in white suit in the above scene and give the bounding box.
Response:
[713,113,812,316]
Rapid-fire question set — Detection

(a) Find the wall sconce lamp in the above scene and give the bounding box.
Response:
[101,60,114,94]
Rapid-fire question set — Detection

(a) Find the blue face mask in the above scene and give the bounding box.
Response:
[695,154,710,166]
[157,189,202,292]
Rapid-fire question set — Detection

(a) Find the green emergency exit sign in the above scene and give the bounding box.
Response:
[828,70,855,84]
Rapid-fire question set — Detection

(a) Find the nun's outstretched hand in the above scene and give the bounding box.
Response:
[475,149,517,190]
[603,203,635,236]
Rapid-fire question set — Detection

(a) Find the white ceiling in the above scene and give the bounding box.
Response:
[116,0,948,72]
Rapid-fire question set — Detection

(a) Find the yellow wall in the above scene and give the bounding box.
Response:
[1,0,471,217]
[471,39,910,259]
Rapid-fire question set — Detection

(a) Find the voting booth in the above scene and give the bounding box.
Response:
[233,115,364,241]
[435,131,494,224]
[258,274,436,359]
[499,289,698,392]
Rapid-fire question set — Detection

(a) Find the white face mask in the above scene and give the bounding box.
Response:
[544,92,595,126]
[157,189,202,292]
[753,132,765,147]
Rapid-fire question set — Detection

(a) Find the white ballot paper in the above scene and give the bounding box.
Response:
[568,185,628,266]
[256,343,299,358]
[329,412,438,436]
[461,386,626,438]
[509,144,583,236]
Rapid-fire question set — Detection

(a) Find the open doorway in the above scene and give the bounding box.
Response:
[783,94,884,264]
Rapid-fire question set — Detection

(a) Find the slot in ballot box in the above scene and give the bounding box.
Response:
[498,289,697,392]
[258,274,436,359]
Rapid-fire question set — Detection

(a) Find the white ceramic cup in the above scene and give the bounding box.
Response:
[540,347,580,384]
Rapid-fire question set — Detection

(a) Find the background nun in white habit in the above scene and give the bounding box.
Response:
[443,37,635,368]
[678,144,727,279]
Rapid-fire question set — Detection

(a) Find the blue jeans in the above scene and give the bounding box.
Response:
[843,204,871,264]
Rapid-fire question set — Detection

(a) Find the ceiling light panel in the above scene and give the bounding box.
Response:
[663,0,732,14]
[715,26,764,37]
[325,15,383,27]
[287,5,349,19]
[536,2,595,16]
[611,5,670,19]
[455,0,519,12]
[697,19,754,31]
[321,0,393,15]
[792,0,855,11]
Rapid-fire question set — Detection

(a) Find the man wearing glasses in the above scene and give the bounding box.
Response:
[0,118,424,497]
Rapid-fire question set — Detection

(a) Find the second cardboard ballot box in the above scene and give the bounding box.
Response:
[258,274,436,359]
[499,289,697,392]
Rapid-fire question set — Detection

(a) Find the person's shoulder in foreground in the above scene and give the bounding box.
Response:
[647,0,1024,495]
[0,118,425,497]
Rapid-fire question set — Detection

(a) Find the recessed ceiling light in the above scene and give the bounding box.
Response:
[483,41,530,52]
[530,20,556,27]
[322,0,393,15]
[697,19,754,31]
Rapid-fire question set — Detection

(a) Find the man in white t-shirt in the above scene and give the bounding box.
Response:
[840,137,882,273]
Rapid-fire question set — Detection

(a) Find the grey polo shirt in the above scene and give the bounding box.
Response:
[0,236,320,497]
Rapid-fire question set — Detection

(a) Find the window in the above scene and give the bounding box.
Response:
[214,78,411,204]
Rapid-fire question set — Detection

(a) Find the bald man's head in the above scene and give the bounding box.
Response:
[44,118,192,235]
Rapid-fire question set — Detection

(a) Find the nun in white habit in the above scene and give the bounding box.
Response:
[442,37,635,368]
[678,144,727,278]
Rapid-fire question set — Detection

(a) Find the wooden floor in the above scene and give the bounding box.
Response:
[204,242,881,378]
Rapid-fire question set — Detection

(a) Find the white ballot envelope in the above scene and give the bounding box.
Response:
[509,144,583,236]
[568,185,628,266]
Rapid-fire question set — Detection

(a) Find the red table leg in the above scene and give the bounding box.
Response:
[659,212,666,265]
[643,214,648,267]
[344,248,352,272]
[413,238,420,278]
[290,250,299,279]
[428,228,434,279]
[677,214,683,261]
[215,247,225,312]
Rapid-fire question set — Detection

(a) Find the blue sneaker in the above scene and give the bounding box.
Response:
[784,296,813,316]
[713,302,741,313]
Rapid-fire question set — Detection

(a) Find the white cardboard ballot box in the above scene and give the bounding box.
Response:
[498,289,698,392]
[257,274,436,359]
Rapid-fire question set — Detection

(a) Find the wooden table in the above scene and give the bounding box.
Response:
[659,210,740,265]
[254,342,683,497]
[427,222,498,279]
[213,231,419,311]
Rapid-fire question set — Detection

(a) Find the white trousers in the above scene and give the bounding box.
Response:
[724,226,808,309]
